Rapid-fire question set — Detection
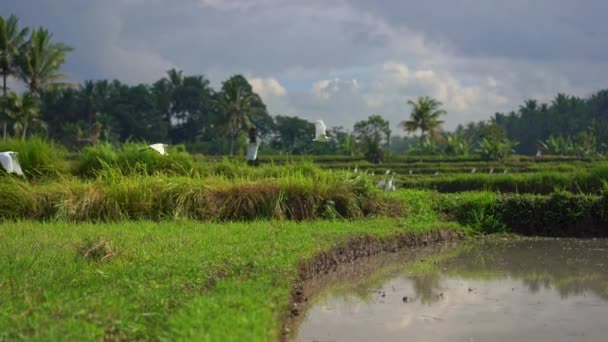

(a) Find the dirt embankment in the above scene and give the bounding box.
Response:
[280,228,463,341]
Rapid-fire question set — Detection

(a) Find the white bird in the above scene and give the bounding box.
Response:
[408,169,413,175]
[385,175,395,192]
[0,151,24,176]
[377,177,386,189]
[434,171,440,176]
[471,168,476,174]
[504,169,508,174]
[385,169,391,175]
[313,120,329,142]
[489,168,494,174]
[353,165,358,173]
[147,143,169,155]
[246,142,259,161]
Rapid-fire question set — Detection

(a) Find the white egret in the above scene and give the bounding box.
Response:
[471,168,476,174]
[147,143,169,155]
[434,171,440,176]
[246,142,259,162]
[0,151,24,176]
[489,168,494,174]
[354,165,358,173]
[504,169,508,174]
[313,120,329,142]
[247,127,260,163]
[385,175,395,192]
[408,169,413,175]
[377,176,386,189]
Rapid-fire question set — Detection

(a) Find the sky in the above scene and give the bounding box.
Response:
[2,0,608,132]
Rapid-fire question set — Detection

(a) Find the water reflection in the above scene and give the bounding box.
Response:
[295,238,608,342]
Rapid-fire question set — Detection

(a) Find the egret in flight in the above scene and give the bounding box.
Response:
[147,143,169,155]
[313,120,329,142]
[0,151,24,176]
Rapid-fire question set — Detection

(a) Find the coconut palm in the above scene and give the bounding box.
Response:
[216,77,259,155]
[0,15,29,96]
[0,14,29,140]
[0,91,44,139]
[400,96,447,142]
[17,28,73,96]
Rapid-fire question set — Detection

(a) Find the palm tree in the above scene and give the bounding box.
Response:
[17,28,73,96]
[400,96,447,142]
[0,14,29,141]
[0,91,44,140]
[216,77,258,155]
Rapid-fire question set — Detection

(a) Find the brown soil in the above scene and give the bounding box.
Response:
[280,228,463,341]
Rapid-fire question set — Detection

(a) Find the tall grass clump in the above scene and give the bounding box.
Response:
[0,171,402,222]
[0,137,68,178]
[76,142,196,177]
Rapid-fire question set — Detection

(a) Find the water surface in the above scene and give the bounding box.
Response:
[295,238,608,342]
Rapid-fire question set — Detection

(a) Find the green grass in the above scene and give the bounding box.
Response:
[0,218,460,341]
[0,171,398,222]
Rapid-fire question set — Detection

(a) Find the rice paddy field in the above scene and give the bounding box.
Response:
[2,139,608,340]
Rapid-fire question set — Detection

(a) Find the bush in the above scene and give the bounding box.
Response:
[76,142,196,177]
[0,173,401,222]
[0,137,68,178]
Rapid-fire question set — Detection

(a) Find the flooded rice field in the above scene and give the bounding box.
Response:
[294,238,608,342]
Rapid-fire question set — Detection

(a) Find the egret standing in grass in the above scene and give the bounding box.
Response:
[247,127,259,165]
[434,171,440,176]
[471,168,476,174]
[0,151,24,176]
[313,120,330,142]
[489,168,494,174]
[385,173,396,192]
[376,169,390,189]
[147,143,169,155]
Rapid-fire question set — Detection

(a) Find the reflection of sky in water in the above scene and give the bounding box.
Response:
[296,239,608,342]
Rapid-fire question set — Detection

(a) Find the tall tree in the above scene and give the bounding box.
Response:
[17,28,72,95]
[216,75,266,155]
[353,115,391,163]
[0,14,29,140]
[400,96,447,142]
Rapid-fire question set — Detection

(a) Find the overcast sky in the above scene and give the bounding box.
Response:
[2,0,608,132]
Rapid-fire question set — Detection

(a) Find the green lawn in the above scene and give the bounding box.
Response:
[0,218,460,341]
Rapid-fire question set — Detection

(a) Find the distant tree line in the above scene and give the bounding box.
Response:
[2,14,608,162]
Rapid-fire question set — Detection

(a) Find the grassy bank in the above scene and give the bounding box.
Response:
[0,219,460,340]
[395,165,608,193]
[394,189,608,237]
[0,172,399,222]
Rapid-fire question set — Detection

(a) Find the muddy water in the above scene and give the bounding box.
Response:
[294,238,608,342]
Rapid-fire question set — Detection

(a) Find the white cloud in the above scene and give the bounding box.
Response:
[249,77,287,99]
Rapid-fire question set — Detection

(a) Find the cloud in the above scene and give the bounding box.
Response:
[249,77,287,99]
[1,0,607,133]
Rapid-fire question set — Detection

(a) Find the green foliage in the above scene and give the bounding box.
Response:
[0,219,457,340]
[0,170,401,222]
[76,142,195,177]
[477,137,519,161]
[0,136,68,177]
[17,27,73,95]
[400,96,446,141]
[353,115,390,163]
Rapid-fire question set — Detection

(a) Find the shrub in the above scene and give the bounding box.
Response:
[76,142,196,177]
[0,137,68,178]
